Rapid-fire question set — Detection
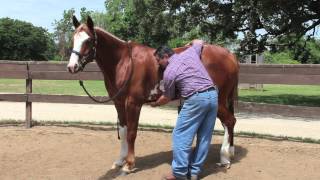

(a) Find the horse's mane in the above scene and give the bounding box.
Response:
[95,27,126,44]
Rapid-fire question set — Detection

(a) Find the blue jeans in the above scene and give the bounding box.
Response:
[172,89,218,178]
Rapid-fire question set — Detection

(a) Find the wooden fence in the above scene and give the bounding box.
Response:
[0,61,320,128]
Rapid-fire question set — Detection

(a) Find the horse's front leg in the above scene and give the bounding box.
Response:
[121,98,142,173]
[111,103,128,169]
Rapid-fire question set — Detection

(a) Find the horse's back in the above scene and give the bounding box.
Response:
[201,45,239,89]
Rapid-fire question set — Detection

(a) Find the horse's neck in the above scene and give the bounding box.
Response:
[94,28,127,92]
[95,29,126,67]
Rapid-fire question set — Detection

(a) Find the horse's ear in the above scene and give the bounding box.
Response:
[87,16,94,31]
[72,15,80,28]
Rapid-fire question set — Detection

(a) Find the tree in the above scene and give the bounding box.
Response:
[52,9,75,61]
[54,0,320,63]
[100,0,184,47]
[0,18,55,60]
[102,0,137,41]
[123,0,319,63]
[160,0,320,55]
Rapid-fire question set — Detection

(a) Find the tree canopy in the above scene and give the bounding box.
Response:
[159,0,320,54]
[51,0,320,63]
[0,18,55,61]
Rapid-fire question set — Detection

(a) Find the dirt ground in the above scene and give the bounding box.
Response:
[0,126,319,180]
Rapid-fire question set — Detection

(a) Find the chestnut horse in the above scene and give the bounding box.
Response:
[67,16,238,172]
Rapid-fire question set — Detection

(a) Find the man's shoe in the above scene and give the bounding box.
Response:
[162,172,187,180]
[162,173,176,180]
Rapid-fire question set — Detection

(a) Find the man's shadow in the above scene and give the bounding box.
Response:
[99,144,247,179]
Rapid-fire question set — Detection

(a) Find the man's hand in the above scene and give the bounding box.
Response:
[150,102,158,107]
[149,95,170,107]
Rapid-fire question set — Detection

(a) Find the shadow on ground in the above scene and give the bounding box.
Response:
[99,144,248,179]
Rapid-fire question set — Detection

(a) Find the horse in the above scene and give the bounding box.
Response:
[67,16,239,173]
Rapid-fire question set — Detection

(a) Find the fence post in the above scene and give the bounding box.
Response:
[26,63,32,128]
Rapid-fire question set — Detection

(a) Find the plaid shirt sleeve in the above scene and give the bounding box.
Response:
[191,43,203,57]
[163,69,176,99]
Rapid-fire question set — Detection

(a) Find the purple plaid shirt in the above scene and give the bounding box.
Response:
[163,44,214,99]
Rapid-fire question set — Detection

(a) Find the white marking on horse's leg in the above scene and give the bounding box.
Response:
[67,31,90,72]
[217,124,231,168]
[111,125,128,169]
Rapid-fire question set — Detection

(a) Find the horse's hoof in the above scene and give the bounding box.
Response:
[111,160,125,170]
[121,164,131,173]
[119,170,129,176]
[111,163,120,170]
[121,163,136,173]
[216,163,231,169]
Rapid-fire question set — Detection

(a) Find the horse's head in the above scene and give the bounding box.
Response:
[67,16,97,74]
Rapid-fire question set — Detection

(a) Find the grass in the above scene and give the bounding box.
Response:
[239,84,320,107]
[0,79,320,107]
[0,79,107,96]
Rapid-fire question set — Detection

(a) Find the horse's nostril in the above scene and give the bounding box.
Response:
[74,64,78,70]
[67,67,72,73]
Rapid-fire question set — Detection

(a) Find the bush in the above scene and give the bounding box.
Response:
[264,51,300,64]
[0,18,56,61]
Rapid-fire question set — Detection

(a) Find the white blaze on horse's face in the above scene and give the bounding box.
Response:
[67,31,90,73]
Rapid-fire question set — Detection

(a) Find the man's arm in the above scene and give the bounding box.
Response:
[150,95,171,107]
[192,39,204,45]
[191,39,204,56]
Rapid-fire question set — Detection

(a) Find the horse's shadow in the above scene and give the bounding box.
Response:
[99,144,248,179]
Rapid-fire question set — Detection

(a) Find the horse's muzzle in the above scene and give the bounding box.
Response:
[67,64,81,74]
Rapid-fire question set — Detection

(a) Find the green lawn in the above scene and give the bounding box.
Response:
[239,84,320,107]
[0,79,107,96]
[0,79,319,107]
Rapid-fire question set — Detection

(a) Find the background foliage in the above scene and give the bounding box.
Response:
[0,18,56,60]
[0,0,319,63]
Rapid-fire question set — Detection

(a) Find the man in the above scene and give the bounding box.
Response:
[151,40,218,180]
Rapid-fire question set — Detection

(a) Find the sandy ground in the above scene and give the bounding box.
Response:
[0,102,319,139]
[0,126,319,180]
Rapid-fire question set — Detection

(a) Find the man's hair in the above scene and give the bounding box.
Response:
[154,46,175,60]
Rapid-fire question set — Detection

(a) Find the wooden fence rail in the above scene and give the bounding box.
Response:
[0,61,320,127]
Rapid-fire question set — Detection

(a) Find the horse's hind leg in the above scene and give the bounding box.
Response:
[217,104,236,168]
[111,103,128,169]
